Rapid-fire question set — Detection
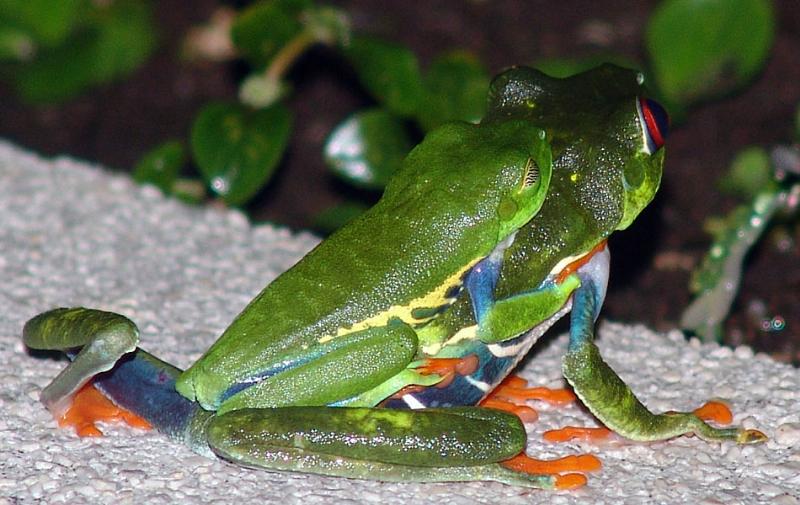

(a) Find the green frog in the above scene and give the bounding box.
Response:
[23,64,765,491]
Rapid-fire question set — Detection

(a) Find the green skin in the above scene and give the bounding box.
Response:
[23,64,765,490]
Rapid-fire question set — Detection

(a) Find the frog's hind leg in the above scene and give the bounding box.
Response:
[23,308,210,448]
[207,405,578,488]
[560,251,767,445]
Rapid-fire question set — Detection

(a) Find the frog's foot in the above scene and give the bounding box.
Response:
[501,453,601,474]
[414,354,480,388]
[671,400,767,444]
[489,375,577,405]
[58,382,151,437]
[479,375,576,423]
[543,426,613,443]
[542,401,766,445]
[499,453,601,490]
[689,400,732,424]
[480,397,539,422]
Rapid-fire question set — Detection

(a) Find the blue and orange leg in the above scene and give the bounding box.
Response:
[24,308,210,449]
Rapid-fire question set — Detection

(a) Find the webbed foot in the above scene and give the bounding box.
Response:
[544,426,613,443]
[58,382,151,437]
[479,375,577,422]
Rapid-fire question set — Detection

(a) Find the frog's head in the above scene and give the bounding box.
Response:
[484,64,668,234]
[381,117,553,243]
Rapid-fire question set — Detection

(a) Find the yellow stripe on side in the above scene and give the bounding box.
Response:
[317,258,481,344]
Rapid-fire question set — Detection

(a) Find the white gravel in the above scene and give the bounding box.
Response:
[1,140,798,505]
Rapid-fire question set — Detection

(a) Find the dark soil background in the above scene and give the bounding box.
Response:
[1,1,798,363]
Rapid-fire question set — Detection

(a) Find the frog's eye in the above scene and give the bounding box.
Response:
[637,97,669,154]
[522,157,540,187]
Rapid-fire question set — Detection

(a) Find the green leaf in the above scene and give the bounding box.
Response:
[12,0,157,103]
[191,102,292,206]
[416,52,489,131]
[344,36,425,117]
[133,141,186,194]
[312,201,370,234]
[646,0,775,106]
[324,108,414,190]
[0,26,33,60]
[719,147,772,199]
[231,0,311,67]
[0,0,82,48]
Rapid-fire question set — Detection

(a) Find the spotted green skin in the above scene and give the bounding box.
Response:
[422,64,664,344]
[176,118,552,413]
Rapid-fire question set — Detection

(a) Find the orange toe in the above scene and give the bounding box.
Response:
[693,400,733,425]
[543,426,613,443]
[488,375,577,406]
[555,473,588,490]
[480,398,539,422]
[501,453,602,474]
[57,383,151,437]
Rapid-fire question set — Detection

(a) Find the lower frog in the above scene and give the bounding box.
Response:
[23,64,765,491]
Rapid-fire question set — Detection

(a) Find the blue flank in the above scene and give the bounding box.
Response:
[91,349,201,440]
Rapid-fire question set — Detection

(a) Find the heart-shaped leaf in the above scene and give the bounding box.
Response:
[646,0,774,106]
[0,0,82,48]
[12,0,156,103]
[133,140,186,194]
[191,102,291,206]
[231,0,311,68]
[719,147,771,199]
[344,36,424,117]
[324,108,413,190]
[416,52,489,131]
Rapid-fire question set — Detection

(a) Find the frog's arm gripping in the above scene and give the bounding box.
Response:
[562,252,767,444]
[466,252,579,344]
[23,308,213,454]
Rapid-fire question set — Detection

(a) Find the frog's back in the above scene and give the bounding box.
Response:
[186,119,546,386]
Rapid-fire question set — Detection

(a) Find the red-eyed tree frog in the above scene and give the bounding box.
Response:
[23,64,766,491]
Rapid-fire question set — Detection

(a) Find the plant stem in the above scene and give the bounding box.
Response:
[265,30,317,82]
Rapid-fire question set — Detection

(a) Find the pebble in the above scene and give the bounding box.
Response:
[774,423,800,447]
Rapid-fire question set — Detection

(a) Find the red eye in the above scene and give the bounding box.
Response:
[637,97,669,154]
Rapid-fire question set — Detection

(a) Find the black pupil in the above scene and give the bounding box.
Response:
[645,98,670,142]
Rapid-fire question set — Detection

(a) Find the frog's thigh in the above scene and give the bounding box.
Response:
[475,277,578,343]
[219,322,419,413]
[207,406,529,480]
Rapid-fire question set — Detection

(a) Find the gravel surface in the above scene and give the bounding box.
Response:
[1,141,799,504]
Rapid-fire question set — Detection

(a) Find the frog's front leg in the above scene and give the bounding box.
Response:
[559,248,767,445]
[465,241,585,344]
[23,308,213,447]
